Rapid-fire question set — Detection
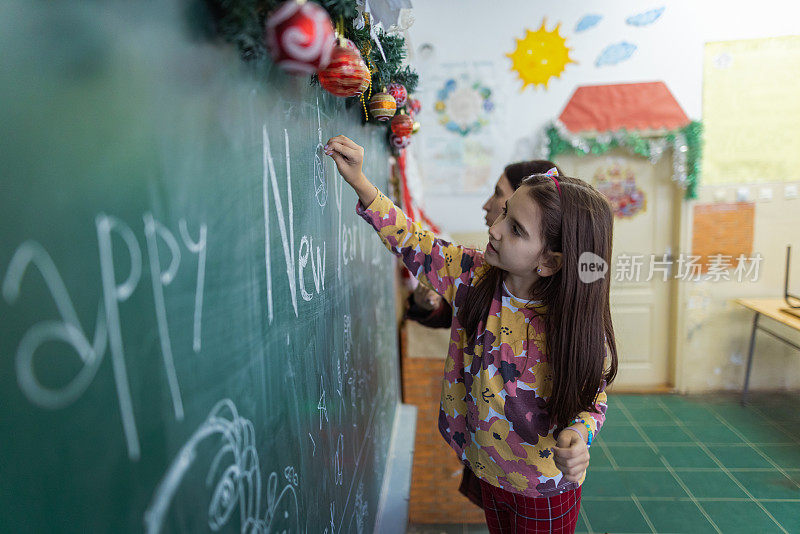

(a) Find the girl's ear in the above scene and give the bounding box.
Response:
[538,251,563,276]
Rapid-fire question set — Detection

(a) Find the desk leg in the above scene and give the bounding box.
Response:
[741,312,760,406]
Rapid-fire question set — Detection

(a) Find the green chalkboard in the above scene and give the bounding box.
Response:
[0,1,400,532]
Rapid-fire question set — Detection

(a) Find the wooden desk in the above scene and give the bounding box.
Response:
[734,298,800,405]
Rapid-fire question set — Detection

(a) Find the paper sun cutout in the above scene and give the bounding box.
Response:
[506,20,576,90]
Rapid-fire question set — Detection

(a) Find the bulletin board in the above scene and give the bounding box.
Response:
[702,36,800,185]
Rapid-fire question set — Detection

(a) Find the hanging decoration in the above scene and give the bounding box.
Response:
[407,97,422,117]
[506,19,576,90]
[539,119,702,199]
[390,133,411,149]
[592,161,646,218]
[368,90,397,121]
[411,121,420,134]
[264,0,336,75]
[390,111,414,137]
[386,82,408,107]
[199,0,420,152]
[318,44,371,97]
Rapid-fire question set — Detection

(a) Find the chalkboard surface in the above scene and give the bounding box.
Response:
[0,1,401,532]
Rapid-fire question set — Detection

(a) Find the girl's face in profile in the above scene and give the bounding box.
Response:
[485,186,546,278]
[482,173,514,227]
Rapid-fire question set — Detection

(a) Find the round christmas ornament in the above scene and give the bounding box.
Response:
[318,45,371,97]
[412,121,421,134]
[407,97,422,116]
[390,111,414,137]
[390,133,411,149]
[386,82,408,107]
[355,61,371,95]
[368,91,397,121]
[265,0,335,75]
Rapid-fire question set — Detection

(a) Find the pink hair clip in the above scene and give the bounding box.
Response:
[544,167,561,196]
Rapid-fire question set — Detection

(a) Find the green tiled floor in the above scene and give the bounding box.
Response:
[408,392,800,534]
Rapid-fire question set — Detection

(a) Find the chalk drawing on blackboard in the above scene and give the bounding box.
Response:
[96,214,143,459]
[3,241,107,410]
[334,432,344,486]
[178,219,207,353]
[144,399,300,534]
[343,314,352,359]
[4,212,212,461]
[283,466,299,486]
[308,433,316,455]
[143,213,184,420]
[299,235,326,302]
[318,374,329,429]
[314,96,329,208]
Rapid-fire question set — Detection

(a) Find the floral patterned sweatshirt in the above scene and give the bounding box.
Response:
[357,190,608,498]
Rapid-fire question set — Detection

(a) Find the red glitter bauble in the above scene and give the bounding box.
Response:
[386,82,408,108]
[407,97,422,116]
[318,46,370,97]
[390,113,414,137]
[265,0,335,75]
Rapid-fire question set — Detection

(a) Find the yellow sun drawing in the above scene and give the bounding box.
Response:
[506,19,576,90]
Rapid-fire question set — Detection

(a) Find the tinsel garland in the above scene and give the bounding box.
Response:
[195,0,417,94]
[540,120,703,199]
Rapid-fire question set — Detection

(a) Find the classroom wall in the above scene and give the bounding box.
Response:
[406,0,800,232]
[404,0,800,393]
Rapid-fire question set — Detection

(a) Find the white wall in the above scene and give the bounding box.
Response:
[406,0,800,232]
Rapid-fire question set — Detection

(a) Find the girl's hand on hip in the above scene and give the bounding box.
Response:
[325,135,365,187]
[552,427,590,483]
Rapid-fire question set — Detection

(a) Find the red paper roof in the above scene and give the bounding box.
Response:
[558,81,689,133]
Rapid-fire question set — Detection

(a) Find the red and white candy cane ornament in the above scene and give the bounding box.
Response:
[265,0,335,75]
[390,133,411,149]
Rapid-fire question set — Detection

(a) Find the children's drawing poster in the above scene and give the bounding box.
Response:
[703,36,800,185]
[416,61,507,195]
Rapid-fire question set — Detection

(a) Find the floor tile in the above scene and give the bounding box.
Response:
[624,405,676,424]
[758,444,800,469]
[581,468,631,498]
[731,469,800,499]
[682,423,746,444]
[622,470,687,498]
[645,423,693,443]
[599,423,647,444]
[677,470,749,498]
[706,444,768,469]
[588,447,613,468]
[581,499,652,533]
[760,501,800,534]
[638,500,719,533]
[608,444,663,468]
[658,444,718,468]
[701,501,786,533]
[733,422,795,444]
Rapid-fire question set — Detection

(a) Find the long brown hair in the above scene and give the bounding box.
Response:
[504,160,563,190]
[457,173,618,428]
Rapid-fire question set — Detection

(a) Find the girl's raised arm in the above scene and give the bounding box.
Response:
[325,135,482,306]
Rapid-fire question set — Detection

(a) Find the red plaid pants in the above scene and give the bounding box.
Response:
[478,478,582,534]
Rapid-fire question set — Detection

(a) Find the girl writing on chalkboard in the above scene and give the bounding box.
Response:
[325,135,617,533]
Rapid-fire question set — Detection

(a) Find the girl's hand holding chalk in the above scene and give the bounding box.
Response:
[324,135,378,206]
[552,426,590,483]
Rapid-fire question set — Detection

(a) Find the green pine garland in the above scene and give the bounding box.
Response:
[546,121,703,199]
[194,0,418,93]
